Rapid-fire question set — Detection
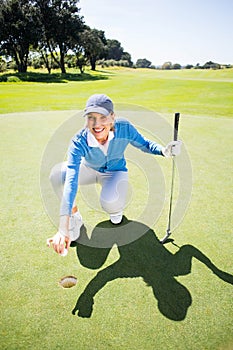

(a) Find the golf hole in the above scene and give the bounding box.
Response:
[59,275,77,288]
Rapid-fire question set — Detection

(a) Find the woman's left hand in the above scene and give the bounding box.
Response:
[162,140,182,157]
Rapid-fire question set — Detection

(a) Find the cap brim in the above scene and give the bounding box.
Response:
[83,106,110,117]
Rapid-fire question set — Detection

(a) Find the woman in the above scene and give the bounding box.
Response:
[47,94,181,255]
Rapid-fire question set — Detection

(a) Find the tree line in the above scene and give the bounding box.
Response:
[0,0,231,74]
[0,0,133,73]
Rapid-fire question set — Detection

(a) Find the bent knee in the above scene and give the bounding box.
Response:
[49,162,67,186]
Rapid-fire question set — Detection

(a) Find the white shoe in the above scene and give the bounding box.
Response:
[69,211,83,241]
[110,212,123,224]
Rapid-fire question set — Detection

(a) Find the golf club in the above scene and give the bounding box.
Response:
[160,112,180,244]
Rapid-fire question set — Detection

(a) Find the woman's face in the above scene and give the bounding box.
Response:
[86,112,114,144]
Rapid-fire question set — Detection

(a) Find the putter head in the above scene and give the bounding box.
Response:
[160,229,172,244]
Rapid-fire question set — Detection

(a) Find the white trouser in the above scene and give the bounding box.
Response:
[49,161,128,216]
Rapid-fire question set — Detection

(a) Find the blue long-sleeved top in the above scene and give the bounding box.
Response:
[60,118,163,215]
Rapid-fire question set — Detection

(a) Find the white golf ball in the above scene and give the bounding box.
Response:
[60,248,68,257]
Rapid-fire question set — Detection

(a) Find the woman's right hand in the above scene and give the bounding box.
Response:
[47,231,71,255]
[47,215,71,255]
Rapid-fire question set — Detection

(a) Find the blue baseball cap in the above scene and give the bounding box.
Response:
[84,94,114,116]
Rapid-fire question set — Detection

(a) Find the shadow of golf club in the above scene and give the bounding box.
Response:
[72,217,233,320]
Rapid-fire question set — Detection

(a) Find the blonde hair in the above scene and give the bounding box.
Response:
[109,112,115,131]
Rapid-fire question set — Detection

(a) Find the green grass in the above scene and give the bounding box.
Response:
[0,67,233,117]
[0,68,233,350]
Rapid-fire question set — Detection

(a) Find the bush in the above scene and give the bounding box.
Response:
[65,55,77,68]
[0,57,7,72]
[118,60,130,67]
[0,75,7,82]
[32,58,44,69]
[7,60,18,71]
[99,59,131,68]
[7,76,21,82]
[100,60,116,67]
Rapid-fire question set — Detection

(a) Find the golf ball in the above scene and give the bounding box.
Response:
[60,248,68,257]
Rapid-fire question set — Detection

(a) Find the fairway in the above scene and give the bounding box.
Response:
[0,67,233,117]
[0,68,233,350]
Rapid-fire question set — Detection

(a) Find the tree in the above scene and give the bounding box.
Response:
[35,0,84,73]
[202,61,220,69]
[172,63,181,70]
[75,54,86,73]
[80,28,107,71]
[0,0,41,72]
[38,45,54,74]
[106,39,124,60]
[185,64,193,69]
[102,38,133,67]
[136,58,152,68]
[120,51,133,67]
[162,61,172,70]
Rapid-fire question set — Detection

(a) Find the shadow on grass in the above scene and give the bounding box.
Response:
[0,71,109,83]
[72,217,233,320]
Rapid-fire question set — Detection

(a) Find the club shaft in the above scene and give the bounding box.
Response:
[166,113,180,234]
[167,157,176,233]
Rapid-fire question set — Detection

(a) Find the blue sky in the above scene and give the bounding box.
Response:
[79,0,233,66]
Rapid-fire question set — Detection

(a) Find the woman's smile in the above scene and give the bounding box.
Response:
[93,127,105,133]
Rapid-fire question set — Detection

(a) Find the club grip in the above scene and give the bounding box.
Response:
[174,113,180,141]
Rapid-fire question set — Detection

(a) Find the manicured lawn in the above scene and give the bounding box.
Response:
[0,67,233,117]
[0,68,232,350]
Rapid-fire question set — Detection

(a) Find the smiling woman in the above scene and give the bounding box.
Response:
[47,94,182,256]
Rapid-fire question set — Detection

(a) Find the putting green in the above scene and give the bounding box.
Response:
[0,109,232,350]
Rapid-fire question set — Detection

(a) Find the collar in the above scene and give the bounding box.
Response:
[87,130,114,147]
